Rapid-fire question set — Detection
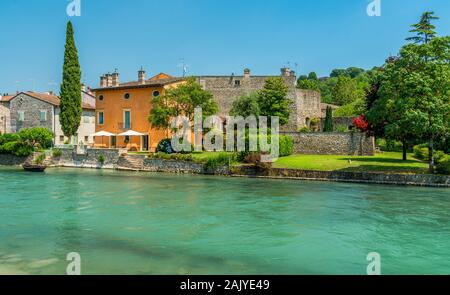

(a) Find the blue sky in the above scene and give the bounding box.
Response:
[0,0,449,94]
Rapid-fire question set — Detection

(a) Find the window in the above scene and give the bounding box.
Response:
[18,111,25,122]
[234,80,241,86]
[98,112,104,125]
[152,90,160,97]
[84,136,89,142]
[123,110,131,129]
[39,110,47,122]
[99,95,104,101]
[124,93,130,100]
[60,135,65,142]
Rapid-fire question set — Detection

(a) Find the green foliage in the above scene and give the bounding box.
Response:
[52,148,62,158]
[366,12,449,171]
[18,127,53,149]
[297,79,320,91]
[230,92,260,117]
[406,11,439,44]
[308,72,318,80]
[299,127,311,133]
[332,76,365,106]
[0,127,53,157]
[59,21,82,139]
[279,135,294,157]
[376,139,404,152]
[204,152,234,170]
[436,155,450,175]
[334,98,366,117]
[156,138,174,154]
[323,106,333,132]
[34,153,46,165]
[98,154,105,164]
[257,77,291,126]
[335,125,349,133]
[149,77,218,130]
[413,145,429,160]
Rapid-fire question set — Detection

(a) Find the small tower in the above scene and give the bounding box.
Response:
[138,68,146,84]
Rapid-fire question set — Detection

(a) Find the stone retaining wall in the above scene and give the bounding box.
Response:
[232,166,450,187]
[282,132,375,156]
[0,154,30,166]
[53,147,121,169]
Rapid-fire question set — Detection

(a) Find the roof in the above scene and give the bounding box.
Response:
[92,73,184,91]
[320,103,339,110]
[0,95,14,102]
[7,91,95,110]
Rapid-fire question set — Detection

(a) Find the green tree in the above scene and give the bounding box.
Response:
[323,106,333,132]
[308,72,318,80]
[149,77,218,133]
[59,21,82,141]
[406,11,439,44]
[18,127,54,149]
[230,92,260,117]
[332,76,365,105]
[257,77,291,126]
[297,79,320,91]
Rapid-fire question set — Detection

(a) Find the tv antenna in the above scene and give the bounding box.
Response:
[178,58,190,77]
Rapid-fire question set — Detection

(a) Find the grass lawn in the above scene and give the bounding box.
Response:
[273,152,429,174]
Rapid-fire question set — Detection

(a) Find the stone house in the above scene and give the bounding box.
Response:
[196,68,322,132]
[0,94,13,134]
[3,91,96,145]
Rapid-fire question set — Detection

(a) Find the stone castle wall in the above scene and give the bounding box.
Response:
[283,132,375,156]
[197,73,321,132]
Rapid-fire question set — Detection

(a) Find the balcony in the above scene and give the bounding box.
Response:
[117,122,132,131]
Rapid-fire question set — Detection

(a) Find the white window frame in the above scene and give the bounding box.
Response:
[97,111,104,125]
[39,110,47,122]
[18,111,25,122]
[123,109,131,129]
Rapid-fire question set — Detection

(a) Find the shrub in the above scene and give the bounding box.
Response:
[436,155,450,175]
[279,135,294,157]
[204,152,234,170]
[377,139,404,152]
[18,127,54,149]
[335,124,349,133]
[413,144,429,160]
[52,148,62,158]
[299,127,311,133]
[156,138,174,154]
[98,154,105,164]
[34,153,46,165]
[352,115,369,132]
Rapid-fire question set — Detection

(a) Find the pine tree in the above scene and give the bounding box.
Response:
[323,106,333,132]
[406,11,439,44]
[60,21,82,141]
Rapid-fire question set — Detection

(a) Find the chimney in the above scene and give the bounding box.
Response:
[244,68,251,79]
[100,75,107,88]
[138,68,146,84]
[106,73,112,87]
[111,72,120,87]
[281,67,291,77]
[81,83,87,92]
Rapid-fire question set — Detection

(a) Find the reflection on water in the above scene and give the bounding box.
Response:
[0,167,449,274]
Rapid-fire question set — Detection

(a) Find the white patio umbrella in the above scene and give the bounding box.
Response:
[91,131,116,147]
[118,130,146,151]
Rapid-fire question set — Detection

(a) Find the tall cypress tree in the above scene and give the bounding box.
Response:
[60,21,82,141]
[323,106,333,132]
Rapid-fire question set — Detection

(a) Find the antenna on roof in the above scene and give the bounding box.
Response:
[178,58,189,77]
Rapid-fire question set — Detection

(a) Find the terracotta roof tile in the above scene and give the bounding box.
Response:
[6,92,95,110]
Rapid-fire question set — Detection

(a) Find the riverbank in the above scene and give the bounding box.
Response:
[1,151,449,187]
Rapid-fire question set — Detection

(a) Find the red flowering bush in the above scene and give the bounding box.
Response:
[352,115,369,132]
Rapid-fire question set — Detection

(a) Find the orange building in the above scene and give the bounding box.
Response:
[91,70,185,151]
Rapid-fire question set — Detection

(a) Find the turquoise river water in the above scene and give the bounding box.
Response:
[0,167,449,275]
